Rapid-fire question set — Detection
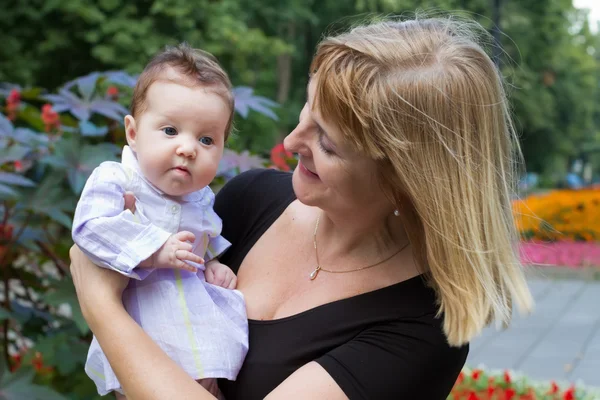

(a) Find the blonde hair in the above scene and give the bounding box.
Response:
[311,16,533,346]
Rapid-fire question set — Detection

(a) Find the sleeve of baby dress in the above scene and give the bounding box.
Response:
[72,162,172,279]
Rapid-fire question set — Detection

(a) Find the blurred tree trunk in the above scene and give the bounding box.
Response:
[277,22,295,139]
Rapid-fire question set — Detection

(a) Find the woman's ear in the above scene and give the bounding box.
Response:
[124,115,138,150]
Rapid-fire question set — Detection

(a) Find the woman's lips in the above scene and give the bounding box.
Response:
[299,161,319,179]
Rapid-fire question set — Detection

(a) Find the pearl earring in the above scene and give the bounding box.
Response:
[393,209,400,217]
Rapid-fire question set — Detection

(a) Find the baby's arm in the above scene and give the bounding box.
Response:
[72,162,172,279]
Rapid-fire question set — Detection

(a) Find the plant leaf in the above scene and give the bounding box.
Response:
[0,172,36,187]
[0,114,13,135]
[0,184,19,199]
[0,307,12,321]
[76,72,101,101]
[44,280,89,334]
[79,120,108,137]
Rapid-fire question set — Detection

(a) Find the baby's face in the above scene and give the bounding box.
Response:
[126,79,230,197]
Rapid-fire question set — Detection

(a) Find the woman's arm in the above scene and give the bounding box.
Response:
[70,245,215,400]
[266,362,347,399]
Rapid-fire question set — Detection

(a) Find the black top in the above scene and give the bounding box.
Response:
[215,169,468,400]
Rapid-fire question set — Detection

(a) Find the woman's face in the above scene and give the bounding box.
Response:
[284,79,392,216]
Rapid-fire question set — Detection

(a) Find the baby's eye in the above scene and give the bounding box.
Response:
[200,136,214,145]
[163,127,177,136]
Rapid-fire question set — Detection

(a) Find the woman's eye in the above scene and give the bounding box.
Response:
[163,127,177,136]
[200,136,214,145]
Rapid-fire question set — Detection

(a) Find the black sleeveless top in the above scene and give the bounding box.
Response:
[215,169,468,400]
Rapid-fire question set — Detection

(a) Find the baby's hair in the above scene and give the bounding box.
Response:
[131,43,234,138]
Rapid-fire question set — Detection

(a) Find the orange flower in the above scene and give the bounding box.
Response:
[41,104,60,132]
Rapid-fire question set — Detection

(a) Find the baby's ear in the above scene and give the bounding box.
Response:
[124,115,138,150]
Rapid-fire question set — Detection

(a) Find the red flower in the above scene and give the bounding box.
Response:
[6,89,21,121]
[41,104,60,132]
[504,388,515,400]
[563,386,575,400]
[471,369,482,381]
[10,353,22,372]
[270,143,293,171]
[487,384,495,397]
[13,160,23,172]
[549,381,560,394]
[0,224,13,241]
[467,392,479,400]
[106,86,119,97]
[503,370,511,384]
[457,371,465,384]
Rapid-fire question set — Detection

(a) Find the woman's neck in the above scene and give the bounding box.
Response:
[314,207,409,266]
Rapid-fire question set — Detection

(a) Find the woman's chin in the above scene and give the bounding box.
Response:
[292,169,322,206]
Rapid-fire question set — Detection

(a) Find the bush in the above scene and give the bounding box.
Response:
[0,72,276,398]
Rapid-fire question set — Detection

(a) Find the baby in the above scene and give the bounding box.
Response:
[72,44,248,398]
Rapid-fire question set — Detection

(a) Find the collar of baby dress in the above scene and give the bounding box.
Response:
[120,145,207,204]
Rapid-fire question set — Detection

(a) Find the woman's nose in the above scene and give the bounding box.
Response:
[284,122,311,157]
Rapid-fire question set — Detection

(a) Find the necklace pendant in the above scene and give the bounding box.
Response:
[309,266,320,280]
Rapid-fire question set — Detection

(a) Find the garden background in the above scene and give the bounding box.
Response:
[1,0,599,399]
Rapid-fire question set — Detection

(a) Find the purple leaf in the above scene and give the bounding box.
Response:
[76,72,101,101]
[91,99,128,122]
[0,145,30,164]
[0,172,36,187]
[79,121,108,137]
[0,183,18,198]
[70,105,92,122]
[0,113,14,135]
[104,71,138,87]
[232,86,279,120]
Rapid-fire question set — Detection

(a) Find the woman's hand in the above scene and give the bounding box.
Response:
[69,245,129,329]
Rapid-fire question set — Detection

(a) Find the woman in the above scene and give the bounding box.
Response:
[70,16,533,399]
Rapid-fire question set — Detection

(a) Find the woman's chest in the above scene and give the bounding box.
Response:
[233,214,380,321]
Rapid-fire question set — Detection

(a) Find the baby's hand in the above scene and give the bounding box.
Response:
[205,260,237,289]
[143,231,204,273]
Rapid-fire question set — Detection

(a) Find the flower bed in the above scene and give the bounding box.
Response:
[449,367,600,400]
[514,189,600,268]
[514,190,600,243]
